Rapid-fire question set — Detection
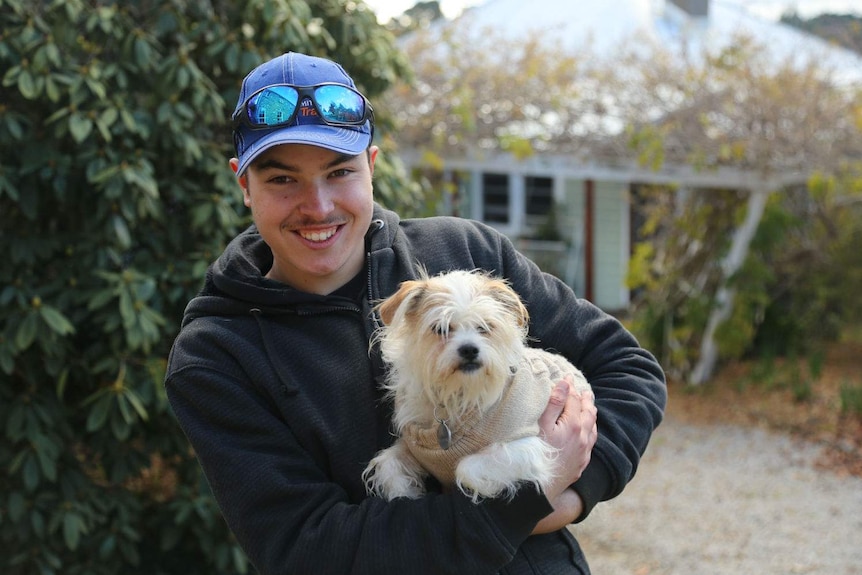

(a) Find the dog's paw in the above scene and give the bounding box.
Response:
[455,457,516,502]
[368,472,426,500]
[455,438,555,503]
[362,444,427,501]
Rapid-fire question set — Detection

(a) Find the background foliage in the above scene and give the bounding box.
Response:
[390,11,862,383]
[621,36,862,380]
[0,0,413,572]
[628,169,862,381]
[379,6,862,390]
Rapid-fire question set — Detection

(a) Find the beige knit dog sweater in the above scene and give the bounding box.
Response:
[401,348,590,486]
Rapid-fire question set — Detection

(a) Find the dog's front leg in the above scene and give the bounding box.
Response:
[455,436,557,503]
[362,439,428,500]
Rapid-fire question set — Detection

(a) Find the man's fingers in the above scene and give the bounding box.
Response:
[538,382,599,500]
[539,380,569,432]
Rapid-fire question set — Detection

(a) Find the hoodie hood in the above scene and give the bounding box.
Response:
[181,204,399,327]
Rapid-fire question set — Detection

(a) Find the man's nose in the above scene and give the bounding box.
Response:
[298,182,334,215]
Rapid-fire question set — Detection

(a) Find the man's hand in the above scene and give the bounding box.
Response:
[532,378,598,533]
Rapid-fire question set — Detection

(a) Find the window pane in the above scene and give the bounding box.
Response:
[525,176,553,216]
[483,173,509,223]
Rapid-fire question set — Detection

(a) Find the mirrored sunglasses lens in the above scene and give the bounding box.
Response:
[247,86,299,127]
[314,85,365,124]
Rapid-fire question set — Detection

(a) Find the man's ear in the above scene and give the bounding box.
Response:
[229,158,251,206]
[368,146,379,176]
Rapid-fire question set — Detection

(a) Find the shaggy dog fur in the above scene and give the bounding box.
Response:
[363,270,591,502]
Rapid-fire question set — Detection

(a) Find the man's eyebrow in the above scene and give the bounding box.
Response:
[323,152,361,169]
[254,152,360,173]
[255,158,298,172]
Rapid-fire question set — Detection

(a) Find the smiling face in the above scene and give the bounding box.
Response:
[231,143,377,295]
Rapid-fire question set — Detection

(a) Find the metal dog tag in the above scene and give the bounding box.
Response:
[437,420,452,450]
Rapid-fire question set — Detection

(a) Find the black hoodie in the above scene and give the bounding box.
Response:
[165,203,666,575]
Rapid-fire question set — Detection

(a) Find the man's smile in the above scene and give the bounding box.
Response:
[298,226,339,243]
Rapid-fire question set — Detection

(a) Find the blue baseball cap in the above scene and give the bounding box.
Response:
[231,52,374,174]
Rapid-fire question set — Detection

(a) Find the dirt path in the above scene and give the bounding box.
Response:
[570,415,862,574]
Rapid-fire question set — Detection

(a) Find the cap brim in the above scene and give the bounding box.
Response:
[236,124,372,174]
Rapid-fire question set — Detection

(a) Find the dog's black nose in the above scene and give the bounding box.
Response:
[458,344,479,361]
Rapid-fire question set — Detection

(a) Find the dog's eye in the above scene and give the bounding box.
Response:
[476,324,490,335]
[432,323,447,336]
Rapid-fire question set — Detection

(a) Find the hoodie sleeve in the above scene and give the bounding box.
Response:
[493,229,667,521]
[165,317,555,575]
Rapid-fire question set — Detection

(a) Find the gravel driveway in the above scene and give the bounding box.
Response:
[570,415,862,574]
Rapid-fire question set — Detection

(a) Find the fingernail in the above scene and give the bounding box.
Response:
[552,381,568,400]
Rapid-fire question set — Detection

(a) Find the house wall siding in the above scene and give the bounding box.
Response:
[561,178,586,298]
[593,181,630,311]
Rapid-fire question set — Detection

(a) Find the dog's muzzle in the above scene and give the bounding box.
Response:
[457,344,482,372]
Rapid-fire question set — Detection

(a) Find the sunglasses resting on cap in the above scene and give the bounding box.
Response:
[231,52,375,174]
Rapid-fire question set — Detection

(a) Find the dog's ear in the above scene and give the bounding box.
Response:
[378,280,422,325]
[486,279,529,327]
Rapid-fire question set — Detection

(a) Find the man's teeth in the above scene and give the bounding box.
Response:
[300,227,337,242]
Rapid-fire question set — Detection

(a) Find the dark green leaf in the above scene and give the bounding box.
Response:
[2,64,21,86]
[99,535,116,559]
[56,368,70,399]
[35,442,58,482]
[45,75,61,101]
[99,107,118,127]
[85,77,107,100]
[86,394,112,432]
[17,69,37,99]
[232,546,249,573]
[69,113,93,143]
[117,393,133,424]
[110,410,131,441]
[39,305,76,335]
[124,388,149,421]
[112,214,131,249]
[22,454,40,491]
[0,348,14,374]
[44,551,62,569]
[31,509,45,537]
[44,106,71,125]
[63,512,84,551]
[134,37,151,66]
[118,291,134,326]
[4,116,23,140]
[15,313,38,350]
[87,288,116,311]
[0,285,16,305]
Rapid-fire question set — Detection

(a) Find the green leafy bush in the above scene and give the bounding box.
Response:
[0,1,411,572]
[630,173,862,381]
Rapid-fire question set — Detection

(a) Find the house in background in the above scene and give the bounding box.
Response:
[394,0,862,312]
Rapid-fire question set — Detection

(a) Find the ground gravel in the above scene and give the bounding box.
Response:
[570,415,862,574]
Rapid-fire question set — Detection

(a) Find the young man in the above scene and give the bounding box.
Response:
[165,51,666,574]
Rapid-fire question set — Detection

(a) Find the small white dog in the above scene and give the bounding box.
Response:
[363,269,591,502]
